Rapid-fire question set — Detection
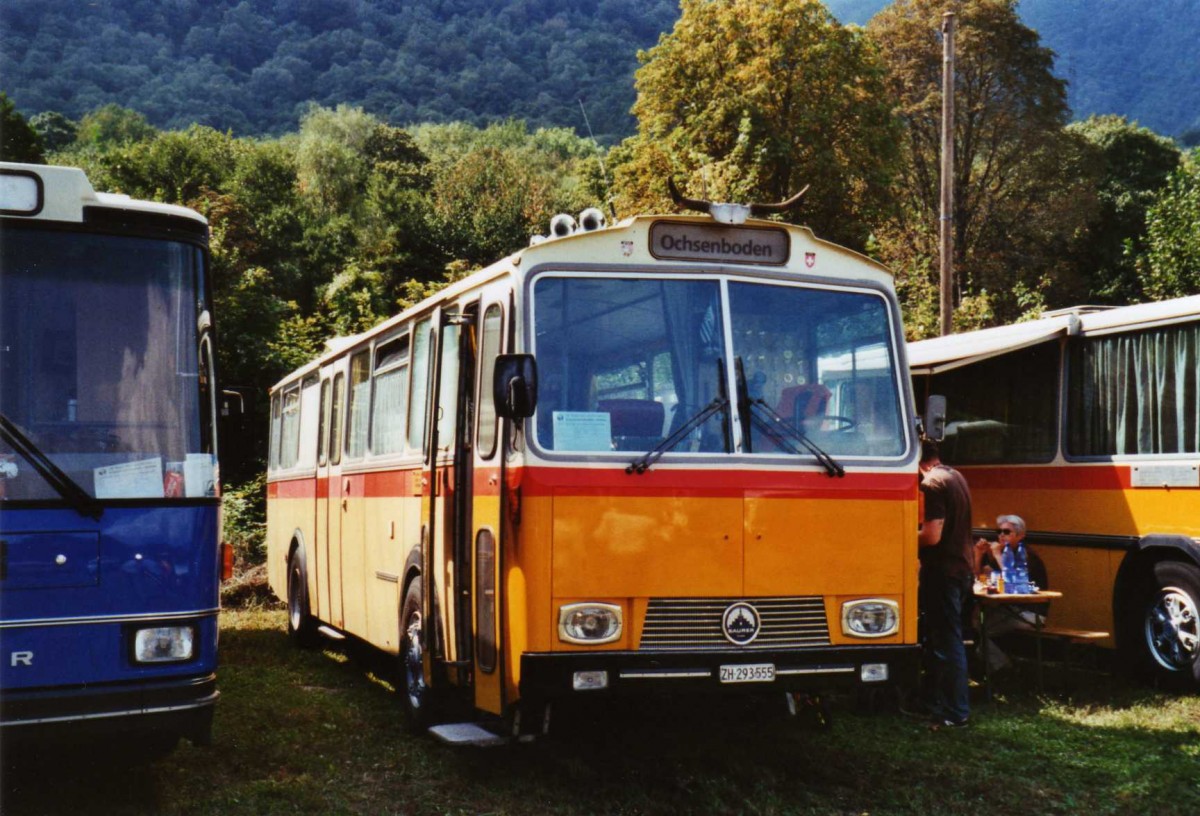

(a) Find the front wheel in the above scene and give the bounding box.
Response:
[399,580,440,730]
[1132,561,1200,687]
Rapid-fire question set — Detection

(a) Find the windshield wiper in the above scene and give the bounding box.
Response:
[627,360,730,475]
[0,414,104,519]
[733,357,845,478]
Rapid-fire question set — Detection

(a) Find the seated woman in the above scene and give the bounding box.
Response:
[973,514,1049,672]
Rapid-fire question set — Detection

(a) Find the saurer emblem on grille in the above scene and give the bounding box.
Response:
[722,602,761,646]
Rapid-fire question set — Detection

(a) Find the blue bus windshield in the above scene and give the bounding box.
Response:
[0,227,213,501]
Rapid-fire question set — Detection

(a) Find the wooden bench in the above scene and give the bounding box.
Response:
[1016,625,1110,675]
[1037,625,1109,641]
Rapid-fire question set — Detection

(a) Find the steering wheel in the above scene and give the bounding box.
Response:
[802,415,856,432]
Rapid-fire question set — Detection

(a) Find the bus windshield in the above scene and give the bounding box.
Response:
[531,274,906,459]
[0,227,213,501]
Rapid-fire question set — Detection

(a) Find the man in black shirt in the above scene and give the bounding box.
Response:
[916,439,974,729]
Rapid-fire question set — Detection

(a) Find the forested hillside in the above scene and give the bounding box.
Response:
[0,0,677,143]
[3,0,1198,142]
[826,0,1200,141]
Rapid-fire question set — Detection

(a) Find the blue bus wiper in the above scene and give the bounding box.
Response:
[626,395,729,475]
[0,413,104,519]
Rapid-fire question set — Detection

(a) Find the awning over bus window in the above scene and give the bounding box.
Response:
[907,316,1076,375]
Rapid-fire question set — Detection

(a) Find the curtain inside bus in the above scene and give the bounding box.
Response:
[1067,322,1199,456]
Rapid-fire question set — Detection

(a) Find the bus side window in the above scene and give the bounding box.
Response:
[371,333,411,456]
[269,392,282,470]
[317,379,330,467]
[477,304,503,459]
[408,318,433,454]
[279,385,301,469]
[329,373,345,466]
[346,351,370,459]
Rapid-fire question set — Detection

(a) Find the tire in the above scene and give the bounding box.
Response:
[399,580,439,730]
[1131,561,1200,687]
[286,549,319,648]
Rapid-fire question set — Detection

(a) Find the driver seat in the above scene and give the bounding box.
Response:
[776,383,831,425]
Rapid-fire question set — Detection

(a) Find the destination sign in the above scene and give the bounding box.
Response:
[650,222,790,265]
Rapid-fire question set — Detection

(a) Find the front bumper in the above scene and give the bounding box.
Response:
[521,644,919,699]
[1,672,218,741]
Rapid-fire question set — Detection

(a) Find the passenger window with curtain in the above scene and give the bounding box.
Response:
[345,351,370,458]
[1067,322,1199,456]
[930,342,1059,464]
[371,334,410,456]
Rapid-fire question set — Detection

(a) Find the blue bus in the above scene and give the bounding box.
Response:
[1,162,224,751]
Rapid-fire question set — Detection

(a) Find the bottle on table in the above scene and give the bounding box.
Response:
[1014,542,1030,594]
[1000,543,1015,594]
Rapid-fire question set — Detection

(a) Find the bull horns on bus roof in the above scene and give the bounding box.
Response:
[666,178,809,225]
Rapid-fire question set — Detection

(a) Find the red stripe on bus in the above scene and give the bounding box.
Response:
[960,464,1130,491]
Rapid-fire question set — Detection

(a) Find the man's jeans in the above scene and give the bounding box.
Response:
[919,567,971,724]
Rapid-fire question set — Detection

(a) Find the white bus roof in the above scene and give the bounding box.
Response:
[1,161,206,225]
[909,294,1200,375]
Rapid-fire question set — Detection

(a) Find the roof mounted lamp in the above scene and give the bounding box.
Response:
[666,178,809,225]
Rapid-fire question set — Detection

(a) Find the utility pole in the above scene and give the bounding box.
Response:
[939,11,956,336]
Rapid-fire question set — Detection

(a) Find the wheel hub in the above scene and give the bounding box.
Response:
[1145,586,1200,671]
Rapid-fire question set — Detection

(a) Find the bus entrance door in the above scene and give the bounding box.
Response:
[423,305,477,695]
[470,302,505,717]
[318,362,347,628]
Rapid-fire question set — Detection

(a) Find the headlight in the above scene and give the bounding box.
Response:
[133,625,196,662]
[841,599,899,638]
[558,603,622,645]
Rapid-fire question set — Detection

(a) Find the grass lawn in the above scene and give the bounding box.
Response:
[4,606,1199,815]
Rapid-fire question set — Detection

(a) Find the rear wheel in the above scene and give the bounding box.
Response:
[286,549,319,648]
[1131,561,1200,687]
[399,580,439,730]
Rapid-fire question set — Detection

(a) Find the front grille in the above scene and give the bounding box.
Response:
[638,597,831,651]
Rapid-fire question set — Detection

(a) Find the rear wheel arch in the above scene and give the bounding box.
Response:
[286,533,319,647]
[1114,538,1200,686]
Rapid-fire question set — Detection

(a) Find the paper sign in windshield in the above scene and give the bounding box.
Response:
[95,457,164,499]
[552,411,612,451]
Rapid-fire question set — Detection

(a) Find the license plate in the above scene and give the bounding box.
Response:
[719,663,776,684]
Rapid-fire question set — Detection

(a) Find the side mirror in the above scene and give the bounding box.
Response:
[923,394,947,442]
[494,354,538,419]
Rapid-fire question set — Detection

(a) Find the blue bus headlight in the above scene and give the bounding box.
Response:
[558,603,622,645]
[841,599,899,638]
[133,626,196,662]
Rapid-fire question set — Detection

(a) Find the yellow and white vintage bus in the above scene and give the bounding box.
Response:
[267,196,923,739]
[910,296,1200,686]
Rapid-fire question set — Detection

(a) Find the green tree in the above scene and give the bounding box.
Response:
[868,0,1094,332]
[295,103,379,215]
[430,146,555,267]
[75,103,156,149]
[29,111,77,152]
[0,92,45,163]
[1065,115,1181,305]
[1136,152,1200,300]
[614,0,900,250]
